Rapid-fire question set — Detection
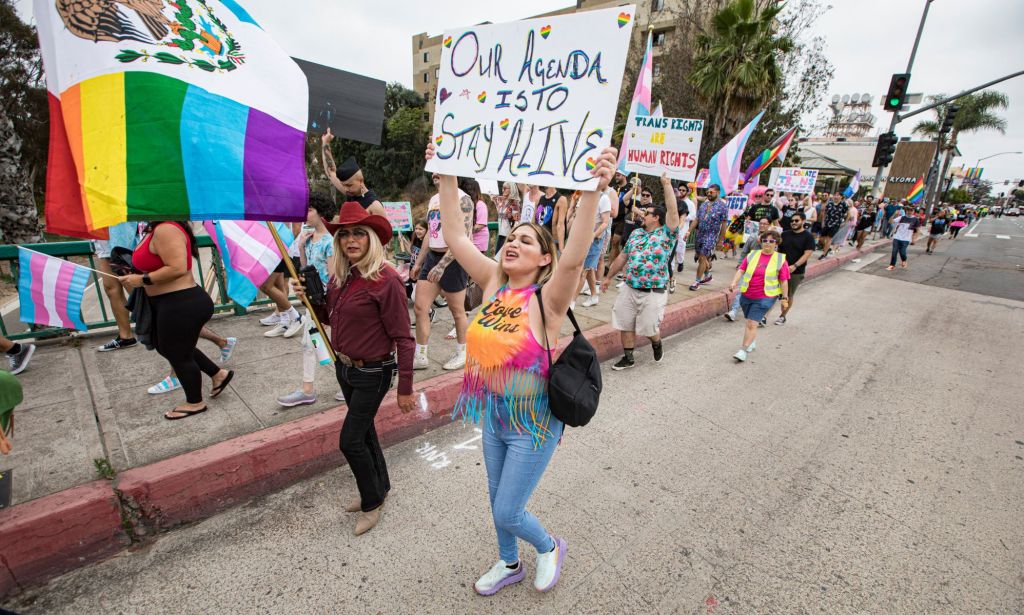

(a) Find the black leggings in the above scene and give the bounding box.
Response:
[149,286,218,403]
[950,225,961,238]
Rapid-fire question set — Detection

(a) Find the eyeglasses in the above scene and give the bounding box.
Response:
[337,228,369,239]
[761,238,778,243]
[641,193,652,198]
[790,219,804,224]
[644,209,657,216]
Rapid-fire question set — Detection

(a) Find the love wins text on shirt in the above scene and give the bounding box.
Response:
[477,297,523,333]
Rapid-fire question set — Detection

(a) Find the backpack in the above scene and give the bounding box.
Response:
[534,289,601,427]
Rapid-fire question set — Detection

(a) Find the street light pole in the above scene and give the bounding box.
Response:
[870,0,934,198]
[960,151,1023,197]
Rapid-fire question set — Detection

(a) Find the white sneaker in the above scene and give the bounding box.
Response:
[283,316,304,338]
[259,312,281,326]
[264,322,289,337]
[443,349,466,370]
[580,286,591,296]
[413,353,430,370]
[615,280,625,289]
[582,296,599,307]
[746,341,757,352]
[733,349,748,362]
[534,536,567,592]
[335,391,345,402]
[474,560,526,596]
[724,310,736,322]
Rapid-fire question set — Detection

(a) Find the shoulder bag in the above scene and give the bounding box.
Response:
[535,288,601,427]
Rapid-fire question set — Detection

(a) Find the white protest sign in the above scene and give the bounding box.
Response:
[425,6,636,190]
[623,116,704,180]
[726,195,748,219]
[478,178,500,195]
[771,168,818,194]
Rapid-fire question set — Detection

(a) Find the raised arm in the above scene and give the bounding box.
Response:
[426,145,497,287]
[662,174,679,231]
[320,129,345,194]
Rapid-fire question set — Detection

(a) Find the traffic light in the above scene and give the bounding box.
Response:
[872,132,898,168]
[883,73,911,111]
[940,104,960,135]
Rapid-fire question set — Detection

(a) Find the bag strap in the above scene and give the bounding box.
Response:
[534,287,582,371]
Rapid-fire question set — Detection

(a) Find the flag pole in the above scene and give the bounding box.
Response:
[265,222,337,363]
[17,247,119,279]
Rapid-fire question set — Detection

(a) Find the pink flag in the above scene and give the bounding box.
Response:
[618,31,654,172]
[204,220,286,307]
[707,110,764,194]
[18,247,91,331]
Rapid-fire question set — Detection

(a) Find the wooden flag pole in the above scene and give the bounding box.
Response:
[265,222,337,363]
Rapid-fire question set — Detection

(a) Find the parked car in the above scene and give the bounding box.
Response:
[1006,207,1020,216]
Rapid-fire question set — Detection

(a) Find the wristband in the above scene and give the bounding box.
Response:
[142,273,153,286]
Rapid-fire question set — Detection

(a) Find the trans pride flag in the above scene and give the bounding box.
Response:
[35,0,309,238]
[18,248,90,331]
[617,30,653,173]
[708,111,764,193]
[204,221,290,307]
[906,176,925,204]
[843,171,861,198]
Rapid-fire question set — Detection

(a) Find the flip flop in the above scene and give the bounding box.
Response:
[164,406,208,421]
[210,370,235,398]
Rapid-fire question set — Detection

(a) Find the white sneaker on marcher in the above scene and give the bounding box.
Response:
[582,296,599,307]
[283,316,304,338]
[474,560,526,596]
[534,536,567,592]
[259,312,281,326]
[733,349,748,362]
[615,280,625,289]
[413,353,430,370]
[724,310,736,322]
[443,349,466,370]
[264,322,288,337]
[335,391,345,402]
[580,286,591,296]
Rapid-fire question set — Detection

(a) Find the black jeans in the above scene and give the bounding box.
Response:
[336,360,396,512]
[148,286,218,403]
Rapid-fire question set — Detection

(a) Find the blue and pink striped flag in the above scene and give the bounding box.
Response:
[708,110,764,194]
[617,31,654,173]
[843,171,861,198]
[204,221,291,307]
[18,247,90,331]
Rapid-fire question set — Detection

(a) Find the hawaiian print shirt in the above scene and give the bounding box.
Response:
[624,225,677,289]
[696,199,729,236]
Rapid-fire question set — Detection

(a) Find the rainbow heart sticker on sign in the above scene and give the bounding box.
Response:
[585,157,597,171]
[444,36,452,48]
[500,118,510,129]
[540,25,552,39]
[435,135,443,145]
[477,91,487,103]
[617,12,631,27]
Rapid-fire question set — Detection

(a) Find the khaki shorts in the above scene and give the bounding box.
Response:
[612,285,669,338]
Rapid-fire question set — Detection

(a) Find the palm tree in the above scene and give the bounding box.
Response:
[913,91,1009,202]
[688,0,793,145]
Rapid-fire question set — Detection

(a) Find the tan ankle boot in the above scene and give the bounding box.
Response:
[354,507,382,535]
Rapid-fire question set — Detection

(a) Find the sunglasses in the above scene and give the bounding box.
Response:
[337,228,369,239]
[644,209,657,216]
[761,238,778,243]
[641,193,652,198]
[790,218,804,224]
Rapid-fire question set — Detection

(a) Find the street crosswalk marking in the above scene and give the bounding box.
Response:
[965,233,979,237]
[996,235,1010,239]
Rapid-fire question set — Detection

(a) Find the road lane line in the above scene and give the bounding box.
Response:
[996,235,1010,239]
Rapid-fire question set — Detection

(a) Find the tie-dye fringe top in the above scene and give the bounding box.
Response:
[452,284,554,446]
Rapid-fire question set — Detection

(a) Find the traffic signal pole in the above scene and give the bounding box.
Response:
[870,0,933,198]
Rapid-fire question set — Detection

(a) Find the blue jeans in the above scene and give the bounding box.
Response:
[482,396,563,563]
[890,239,909,266]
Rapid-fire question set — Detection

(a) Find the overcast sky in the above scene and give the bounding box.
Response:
[18,0,1024,187]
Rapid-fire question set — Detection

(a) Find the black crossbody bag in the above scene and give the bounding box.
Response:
[535,289,601,427]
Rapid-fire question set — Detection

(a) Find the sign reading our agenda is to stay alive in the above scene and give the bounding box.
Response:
[425,6,636,190]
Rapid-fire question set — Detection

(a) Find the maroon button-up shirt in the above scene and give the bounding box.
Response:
[322,265,415,395]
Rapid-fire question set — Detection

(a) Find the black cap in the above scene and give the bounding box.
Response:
[336,156,360,181]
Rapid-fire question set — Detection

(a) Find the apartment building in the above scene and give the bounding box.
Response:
[411,0,685,125]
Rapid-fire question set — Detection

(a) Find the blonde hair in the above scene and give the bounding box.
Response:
[331,225,388,286]
[504,181,521,204]
[497,222,558,287]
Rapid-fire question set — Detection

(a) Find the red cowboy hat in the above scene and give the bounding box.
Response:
[324,201,392,245]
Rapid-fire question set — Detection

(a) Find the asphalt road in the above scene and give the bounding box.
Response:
[859,215,1024,302]
[7,250,1024,614]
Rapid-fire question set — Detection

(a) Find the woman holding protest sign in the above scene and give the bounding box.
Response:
[425,142,616,596]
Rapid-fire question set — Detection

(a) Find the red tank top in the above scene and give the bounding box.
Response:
[132,222,194,273]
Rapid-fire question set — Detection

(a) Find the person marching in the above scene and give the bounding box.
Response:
[689,184,729,290]
[427,143,616,596]
[926,210,948,254]
[886,206,921,271]
[300,202,416,536]
[119,222,233,419]
[602,174,681,369]
[774,211,815,325]
[727,229,791,362]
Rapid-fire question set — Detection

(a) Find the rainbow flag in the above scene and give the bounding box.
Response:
[617,30,653,173]
[743,126,797,181]
[906,176,925,204]
[708,110,764,194]
[35,0,309,239]
[18,248,91,332]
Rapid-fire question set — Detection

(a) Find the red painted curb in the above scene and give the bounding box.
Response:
[0,481,129,596]
[1,239,887,597]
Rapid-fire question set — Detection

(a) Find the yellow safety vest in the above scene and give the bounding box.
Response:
[740,250,783,297]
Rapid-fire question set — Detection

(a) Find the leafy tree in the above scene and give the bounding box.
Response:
[942,187,971,205]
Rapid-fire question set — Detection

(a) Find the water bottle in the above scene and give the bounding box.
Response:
[309,327,332,366]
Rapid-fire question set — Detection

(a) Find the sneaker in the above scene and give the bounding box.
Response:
[474,560,526,596]
[669,279,676,293]
[147,376,181,394]
[746,341,757,352]
[724,310,736,322]
[688,282,701,291]
[443,349,466,370]
[283,316,305,339]
[581,296,599,308]
[615,281,625,289]
[611,355,635,370]
[413,353,430,370]
[774,316,787,326]
[335,391,345,402]
[7,344,36,375]
[277,389,317,408]
[97,337,137,352]
[259,312,281,326]
[615,273,624,281]
[433,296,448,308]
[534,536,567,592]
[264,322,289,337]
[580,285,592,296]
[652,343,663,362]
[759,317,767,328]
[733,349,748,362]
[219,337,238,364]
[701,274,713,284]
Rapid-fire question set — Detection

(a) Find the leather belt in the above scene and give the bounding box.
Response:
[338,353,395,368]
[633,287,666,294]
